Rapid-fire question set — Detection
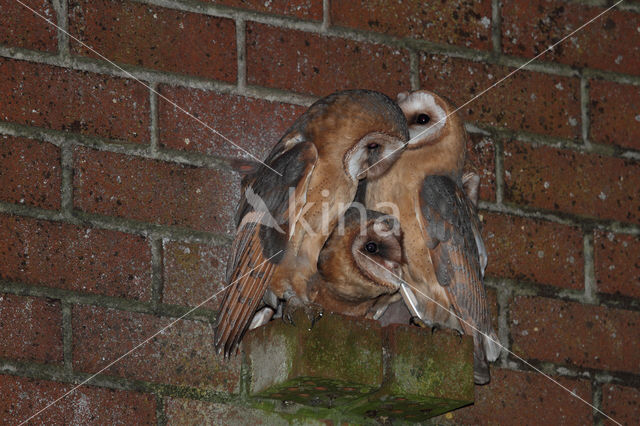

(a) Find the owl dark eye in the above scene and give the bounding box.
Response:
[367,142,379,149]
[365,241,378,253]
[416,114,431,125]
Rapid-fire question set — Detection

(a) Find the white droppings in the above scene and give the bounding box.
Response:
[544,181,550,189]
[635,114,640,122]
[607,232,615,241]
[480,16,491,29]
[569,117,577,126]
[116,175,121,183]
[567,256,575,264]
[112,98,117,103]
[530,93,537,101]
[31,109,38,113]
[555,82,564,90]
[598,191,607,200]
[533,327,539,332]
[609,265,616,270]
[184,138,190,145]
[196,188,202,194]
[622,241,628,248]
[182,247,191,254]
[521,330,529,336]
[538,250,544,258]
[614,55,623,65]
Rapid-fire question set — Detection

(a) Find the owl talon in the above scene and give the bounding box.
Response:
[282,296,323,329]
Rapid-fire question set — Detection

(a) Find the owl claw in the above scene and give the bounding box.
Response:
[282,296,323,329]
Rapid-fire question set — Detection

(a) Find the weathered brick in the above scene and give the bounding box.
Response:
[0,135,61,210]
[158,86,305,161]
[433,369,592,425]
[0,58,149,143]
[246,22,411,97]
[332,0,492,50]
[73,146,240,235]
[68,0,236,82]
[419,55,580,139]
[0,294,62,364]
[466,133,496,202]
[502,0,640,76]
[164,398,291,426]
[589,80,640,151]
[511,296,640,373]
[162,240,230,310]
[0,0,58,52]
[0,214,151,300]
[601,384,640,426]
[504,140,640,224]
[594,231,640,299]
[0,374,156,424]
[72,305,241,391]
[203,0,322,20]
[482,213,584,289]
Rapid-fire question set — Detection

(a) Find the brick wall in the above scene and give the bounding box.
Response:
[1,0,638,424]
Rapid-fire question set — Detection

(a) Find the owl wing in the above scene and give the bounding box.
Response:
[215,133,318,356]
[418,174,489,334]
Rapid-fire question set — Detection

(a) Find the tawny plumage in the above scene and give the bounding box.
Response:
[365,90,499,384]
[215,90,409,356]
[306,208,404,318]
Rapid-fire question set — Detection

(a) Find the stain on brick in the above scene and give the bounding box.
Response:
[0,374,156,424]
[0,214,151,300]
[594,231,640,299]
[482,213,584,289]
[332,0,492,50]
[511,296,640,373]
[419,55,580,139]
[246,22,411,97]
[164,398,290,425]
[0,135,61,210]
[0,0,58,52]
[502,0,640,76]
[504,140,640,224]
[601,384,640,426]
[0,58,150,143]
[162,240,231,310]
[158,86,305,161]
[73,146,240,235]
[68,0,236,82]
[589,80,640,151]
[0,294,62,364]
[72,305,241,392]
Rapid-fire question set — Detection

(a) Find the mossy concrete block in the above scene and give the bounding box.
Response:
[243,312,474,421]
[243,311,383,407]
[345,325,474,421]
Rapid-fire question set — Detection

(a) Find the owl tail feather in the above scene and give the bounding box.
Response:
[473,336,491,385]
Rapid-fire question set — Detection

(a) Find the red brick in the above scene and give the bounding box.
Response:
[419,55,580,139]
[0,0,58,52]
[590,80,640,151]
[72,305,241,391]
[434,369,592,425]
[0,58,149,143]
[332,0,492,50]
[594,231,640,299]
[203,0,322,20]
[0,374,155,424]
[162,240,230,309]
[502,0,640,76]
[602,384,640,426]
[465,133,496,202]
[0,214,151,300]
[504,140,640,224]
[246,22,411,97]
[511,296,640,373]
[73,147,240,235]
[164,398,291,425]
[158,86,305,161]
[0,135,61,210]
[482,213,584,289]
[68,0,236,82]
[0,294,62,364]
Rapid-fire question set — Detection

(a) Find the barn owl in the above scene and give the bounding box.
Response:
[365,90,500,384]
[215,90,409,356]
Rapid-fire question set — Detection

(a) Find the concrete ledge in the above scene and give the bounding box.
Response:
[243,311,474,421]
